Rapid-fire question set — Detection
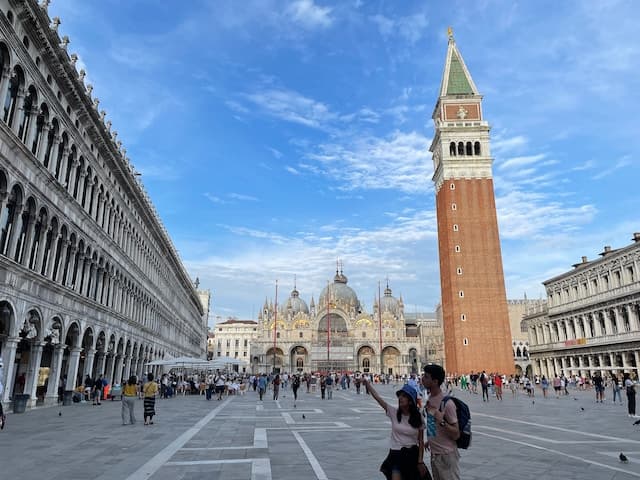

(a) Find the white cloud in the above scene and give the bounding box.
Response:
[286,0,333,30]
[204,193,227,204]
[499,154,546,171]
[244,88,336,129]
[267,147,283,159]
[285,165,301,175]
[228,193,259,202]
[370,12,428,44]
[303,131,433,193]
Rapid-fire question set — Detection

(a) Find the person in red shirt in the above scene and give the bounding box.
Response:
[493,373,503,400]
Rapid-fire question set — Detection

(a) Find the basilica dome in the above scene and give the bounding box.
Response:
[379,284,400,315]
[319,269,361,310]
[281,287,309,315]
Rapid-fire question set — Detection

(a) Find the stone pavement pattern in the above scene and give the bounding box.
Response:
[1,384,639,479]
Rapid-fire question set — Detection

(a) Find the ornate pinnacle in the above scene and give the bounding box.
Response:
[40,0,51,11]
[60,35,70,50]
[100,110,106,120]
[79,69,86,81]
[93,97,100,109]
[447,26,454,42]
[70,53,78,66]
[51,17,60,32]
[86,84,93,95]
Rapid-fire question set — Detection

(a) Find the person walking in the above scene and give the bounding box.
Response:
[143,373,158,425]
[258,374,267,401]
[273,374,281,401]
[540,376,549,398]
[494,374,503,401]
[320,375,326,400]
[593,372,605,403]
[422,364,461,480]
[480,371,489,402]
[121,376,138,425]
[624,374,637,417]
[0,358,5,430]
[292,375,300,406]
[92,374,103,405]
[363,377,427,480]
[612,375,622,405]
[325,373,333,400]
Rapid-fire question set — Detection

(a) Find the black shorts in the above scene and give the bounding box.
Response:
[215,386,225,393]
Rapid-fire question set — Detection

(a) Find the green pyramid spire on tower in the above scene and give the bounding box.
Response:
[447,50,474,95]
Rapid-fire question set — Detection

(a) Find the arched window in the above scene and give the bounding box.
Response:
[32,104,47,155]
[4,67,24,127]
[0,184,22,256]
[296,358,303,368]
[457,142,464,155]
[18,85,37,143]
[474,141,481,155]
[449,142,456,156]
[465,142,472,156]
[363,358,370,369]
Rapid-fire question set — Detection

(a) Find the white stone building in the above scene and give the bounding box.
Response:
[0,0,206,410]
[213,319,258,371]
[525,234,640,379]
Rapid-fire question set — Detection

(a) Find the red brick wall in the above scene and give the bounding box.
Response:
[436,178,514,375]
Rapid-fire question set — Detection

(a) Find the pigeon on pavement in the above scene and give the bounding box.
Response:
[619,453,628,463]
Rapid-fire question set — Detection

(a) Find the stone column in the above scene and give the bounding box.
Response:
[25,106,40,150]
[1,337,20,404]
[608,352,616,370]
[65,347,83,390]
[0,66,12,111]
[6,205,25,261]
[96,353,107,378]
[634,351,640,378]
[57,147,70,183]
[25,342,44,408]
[621,352,630,370]
[105,354,114,382]
[54,240,69,284]
[552,358,560,376]
[47,134,61,174]
[627,304,640,331]
[36,122,51,163]
[67,159,80,197]
[597,354,606,375]
[83,348,96,379]
[45,344,66,405]
[578,356,586,377]
[114,355,124,384]
[94,267,104,302]
[65,247,78,288]
[123,356,132,382]
[19,212,37,266]
[11,88,26,136]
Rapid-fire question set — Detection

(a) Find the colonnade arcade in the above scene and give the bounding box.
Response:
[529,301,640,379]
[0,300,167,407]
[532,349,640,379]
[529,303,640,346]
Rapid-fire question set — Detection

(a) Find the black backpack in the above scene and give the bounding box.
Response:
[439,396,472,449]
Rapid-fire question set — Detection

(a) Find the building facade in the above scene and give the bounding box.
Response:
[251,267,432,374]
[430,30,513,374]
[525,235,640,379]
[0,0,206,409]
[213,319,258,370]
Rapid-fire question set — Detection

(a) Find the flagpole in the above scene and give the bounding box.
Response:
[273,279,278,374]
[378,281,383,375]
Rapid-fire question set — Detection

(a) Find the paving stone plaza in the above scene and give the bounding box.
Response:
[1,383,639,480]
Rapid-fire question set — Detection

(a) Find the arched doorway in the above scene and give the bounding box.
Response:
[382,346,400,375]
[357,346,375,373]
[0,301,16,403]
[14,309,42,403]
[62,322,81,390]
[290,346,308,373]
[266,347,284,373]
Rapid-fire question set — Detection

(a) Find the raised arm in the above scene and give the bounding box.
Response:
[363,378,388,411]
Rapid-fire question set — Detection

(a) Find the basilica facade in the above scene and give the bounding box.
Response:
[0,0,206,410]
[251,268,427,374]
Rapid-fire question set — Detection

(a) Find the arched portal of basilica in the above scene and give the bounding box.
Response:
[250,267,430,374]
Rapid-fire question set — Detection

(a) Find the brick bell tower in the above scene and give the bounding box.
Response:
[430,29,513,375]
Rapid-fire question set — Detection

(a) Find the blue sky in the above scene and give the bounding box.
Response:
[49,0,640,325]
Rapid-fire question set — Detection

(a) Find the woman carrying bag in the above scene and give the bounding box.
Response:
[364,378,431,480]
